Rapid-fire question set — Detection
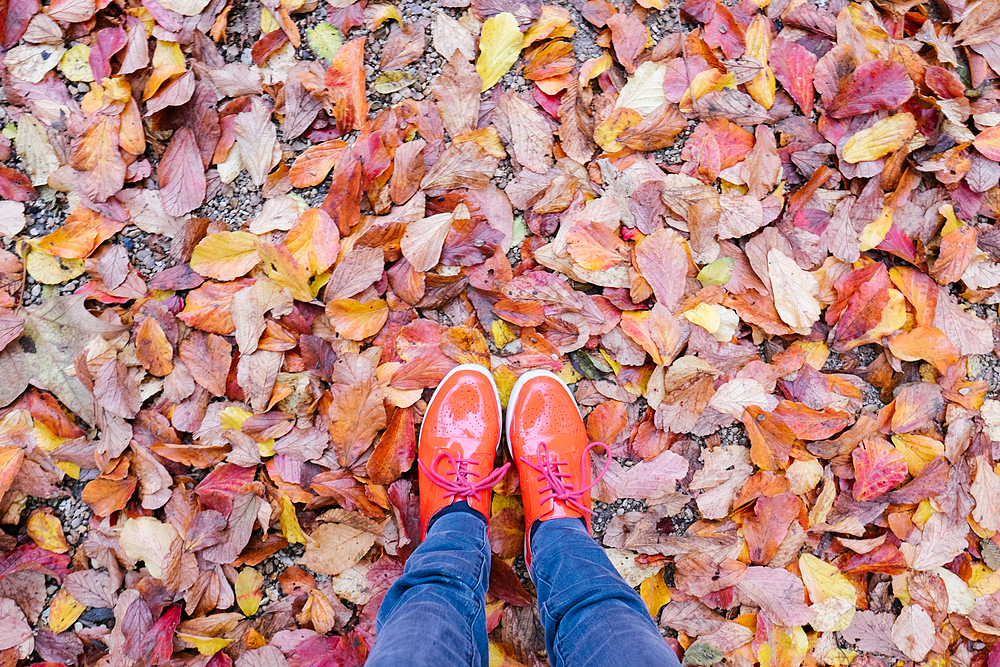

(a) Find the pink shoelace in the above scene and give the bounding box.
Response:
[419,452,511,503]
[519,441,612,515]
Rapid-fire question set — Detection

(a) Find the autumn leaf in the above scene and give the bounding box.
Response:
[235,567,264,616]
[158,127,206,217]
[477,13,522,91]
[843,113,917,163]
[852,438,908,501]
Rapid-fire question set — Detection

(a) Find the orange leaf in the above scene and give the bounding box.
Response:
[773,401,852,441]
[973,125,1000,160]
[366,405,416,485]
[322,38,369,134]
[81,476,137,516]
[743,405,795,471]
[284,208,341,275]
[36,206,126,260]
[70,115,126,203]
[887,327,960,373]
[743,492,800,565]
[888,266,939,327]
[288,141,347,188]
[889,383,944,434]
[929,224,976,286]
[0,447,25,502]
[177,278,255,335]
[566,220,629,271]
[325,299,389,340]
[135,317,174,376]
[852,438,907,501]
[586,400,627,446]
[27,510,70,554]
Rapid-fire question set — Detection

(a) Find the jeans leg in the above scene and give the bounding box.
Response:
[530,519,682,667]
[368,509,491,667]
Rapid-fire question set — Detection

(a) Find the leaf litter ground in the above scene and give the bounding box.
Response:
[3,0,1000,665]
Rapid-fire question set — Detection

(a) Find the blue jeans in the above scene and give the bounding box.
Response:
[368,510,681,667]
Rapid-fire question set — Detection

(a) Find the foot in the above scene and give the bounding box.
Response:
[418,364,508,541]
[506,370,610,569]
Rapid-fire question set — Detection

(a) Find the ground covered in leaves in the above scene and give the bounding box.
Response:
[2,0,1000,664]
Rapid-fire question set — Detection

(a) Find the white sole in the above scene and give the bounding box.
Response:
[420,363,504,453]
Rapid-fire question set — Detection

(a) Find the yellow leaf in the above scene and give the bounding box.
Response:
[493,365,517,409]
[491,319,515,348]
[27,511,70,553]
[557,361,583,385]
[280,495,310,546]
[970,563,1000,597]
[594,107,642,152]
[365,3,402,31]
[257,241,316,302]
[153,40,185,68]
[177,635,232,655]
[743,15,775,109]
[843,113,917,164]
[859,206,893,251]
[261,7,280,32]
[491,492,523,515]
[758,625,809,667]
[25,248,86,285]
[190,231,261,281]
[600,348,622,374]
[219,405,252,430]
[683,302,721,334]
[58,44,94,82]
[235,567,264,616]
[476,12,523,92]
[56,461,80,479]
[639,569,671,616]
[913,497,936,529]
[48,588,85,633]
[798,554,855,603]
[891,434,944,476]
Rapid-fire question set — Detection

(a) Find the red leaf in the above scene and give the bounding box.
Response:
[158,127,206,217]
[770,37,816,115]
[840,544,909,575]
[828,59,915,119]
[194,463,257,516]
[0,166,37,202]
[89,27,127,81]
[852,439,907,502]
[607,12,646,73]
[1,0,39,49]
[141,606,181,665]
[0,544,71,582]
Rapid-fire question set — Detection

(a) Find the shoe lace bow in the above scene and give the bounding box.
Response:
[419,451,511,503]
[520,441,611,515]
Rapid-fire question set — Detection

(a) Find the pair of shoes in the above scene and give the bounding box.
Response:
[417,364,610,569]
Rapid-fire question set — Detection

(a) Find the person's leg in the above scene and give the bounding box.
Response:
[367,504,491,667]
[506,370,680,667]
[368,364,507,667]
[530,518,682,667]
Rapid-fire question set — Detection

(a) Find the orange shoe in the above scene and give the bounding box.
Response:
[506,370,610,569]
[417,364,509,541]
